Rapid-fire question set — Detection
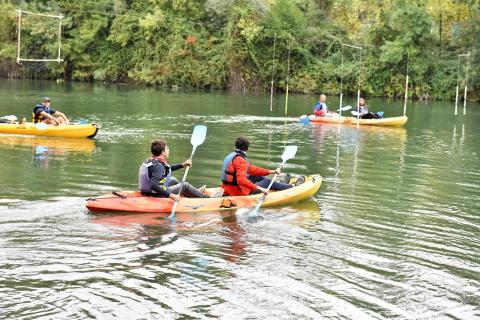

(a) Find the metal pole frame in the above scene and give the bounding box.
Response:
[15,9,64,63]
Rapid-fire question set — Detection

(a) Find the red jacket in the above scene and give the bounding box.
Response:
[221,155,270,196]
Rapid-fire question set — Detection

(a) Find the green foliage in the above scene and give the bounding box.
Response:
[0,0,478,100]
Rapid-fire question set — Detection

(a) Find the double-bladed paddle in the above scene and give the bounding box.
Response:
[249,145,298,216]
[169,124,207,220]
[299,106,352,125]
[337,105,352,112]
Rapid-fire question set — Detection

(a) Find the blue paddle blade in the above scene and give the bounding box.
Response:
[299,115,310,125]
[377,111,384,118]
[78,119,88,124]
[190,125,207,147]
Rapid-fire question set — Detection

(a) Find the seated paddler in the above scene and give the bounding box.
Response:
[139,139,209,200]
[33,97,70,125]
[313,94,329,117]
[354,97,381,119]
[220,136,292,196]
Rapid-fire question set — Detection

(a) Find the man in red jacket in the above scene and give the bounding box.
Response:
[220,136,292,196]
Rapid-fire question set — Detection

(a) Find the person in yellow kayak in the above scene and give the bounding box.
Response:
[138,139,209,200]
[353,98,382,119]
[220,136,293,196]
[33,97,70,125]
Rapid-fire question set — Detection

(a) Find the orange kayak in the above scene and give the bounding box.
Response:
[86,174,322,214]
[304,115,408,127]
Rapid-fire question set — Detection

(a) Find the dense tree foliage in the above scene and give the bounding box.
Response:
[0,0,478,100]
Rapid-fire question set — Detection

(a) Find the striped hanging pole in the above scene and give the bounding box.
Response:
[339,45,344,116]
[454,53,460,116]
[284,40,291,115]
[463,52,470,115]
[403,51,409,117]
[269,33,277,111]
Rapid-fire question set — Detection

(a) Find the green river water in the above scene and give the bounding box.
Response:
[0,79,479,319]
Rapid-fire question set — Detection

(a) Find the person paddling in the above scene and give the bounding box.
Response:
[139,139,208,200]
[33,97,70,125]
[220,136,292,196]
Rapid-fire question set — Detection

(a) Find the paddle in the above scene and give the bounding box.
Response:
[351,111,361,117]
[351,111,385,118]
[169,124,207,220]
[35,122,49,130]
[299,115,310,125]
[299,105,351,125]
[249,145,298,217]
[336,105,352,112]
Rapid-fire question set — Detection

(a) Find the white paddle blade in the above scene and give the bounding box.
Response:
[281,145,297,162]
[35,122,49,130]
[351,111,360,116]
[336,105,352,112]
[190,125,207,147]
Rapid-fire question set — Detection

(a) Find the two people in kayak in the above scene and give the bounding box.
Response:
[312,95,383,119]
[33,97,70,125]
[139,137,294,199]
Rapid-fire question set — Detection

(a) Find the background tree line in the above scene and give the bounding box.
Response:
[0,0,478,100]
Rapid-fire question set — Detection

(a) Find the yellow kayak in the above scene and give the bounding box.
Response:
[0,122,99,138]
[304,115,408,127]
[86,174,322,214]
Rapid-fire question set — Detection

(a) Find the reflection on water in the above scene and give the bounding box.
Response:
[0,81,479,319]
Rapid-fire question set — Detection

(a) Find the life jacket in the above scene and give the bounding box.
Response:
[356,105,368,114]
[32,104,53,123]
[221,150,249,186]
[314,102,328,116]
[138,159,172,193]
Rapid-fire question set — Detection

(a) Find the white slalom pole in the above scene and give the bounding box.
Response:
[454,85,459,116]
[403,74,409,116]
[455,54,460,116]
[269,32,276,112]
[284,40,291,115]
[463,52,470,115]
[403,51,409,117]
[339,46,344,116]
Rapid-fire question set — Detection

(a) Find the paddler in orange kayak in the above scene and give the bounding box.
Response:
[220,136,292,196]
[138,139,209,201]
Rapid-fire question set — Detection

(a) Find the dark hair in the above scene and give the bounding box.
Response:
[151,139,167,156]
[235,136,250,151]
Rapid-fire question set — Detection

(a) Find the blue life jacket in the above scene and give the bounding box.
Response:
[138,159,172,193]
[33,104,55,123]
[314,102,328,113]
[220,150,248,185]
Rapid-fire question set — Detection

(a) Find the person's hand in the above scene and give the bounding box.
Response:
[183,159,192,168]
[169,193,181,202]
[270,168,281,175]
[257,186,269,195]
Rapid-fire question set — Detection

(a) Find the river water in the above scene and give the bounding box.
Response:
[0,79,479,319]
